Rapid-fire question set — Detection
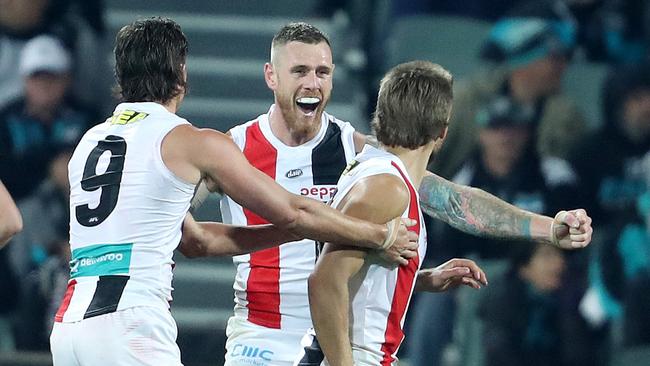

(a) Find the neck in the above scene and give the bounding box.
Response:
[269,105,321,146]
[384,144,433,187]
[162,98,179,114]
[509,73,539,104]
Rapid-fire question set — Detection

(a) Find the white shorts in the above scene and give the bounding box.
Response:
[224,316,307,366]
[294,328,389,366]
[50,306,182,366]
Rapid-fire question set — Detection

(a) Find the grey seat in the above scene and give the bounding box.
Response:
[385,15,492,80]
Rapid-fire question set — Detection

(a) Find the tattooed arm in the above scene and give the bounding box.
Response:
[418,172,593,249]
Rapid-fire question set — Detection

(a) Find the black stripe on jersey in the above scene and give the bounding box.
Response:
[297,334,325,366]
[312,121,347,185]
[83,275,130,319]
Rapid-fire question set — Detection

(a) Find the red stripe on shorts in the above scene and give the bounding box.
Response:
[380,162,421,365]
[54,279,77,323]
[242,121,282,328]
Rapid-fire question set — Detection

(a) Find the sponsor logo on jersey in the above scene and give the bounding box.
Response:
[231,343,274,365]
[69,243,133,278]
[341,160,360,176]
[286,168,303,178]
[110,110,149,125]
[300,185,338,201]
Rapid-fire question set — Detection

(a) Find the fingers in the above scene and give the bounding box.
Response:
[554,208,594,249]
[399,248,418,260]
[460,277,483,290]
[567,209,593,248]
[400,218,417,227]
[442,258,488,286]
[568,223,593,248]
[556,210,580,229]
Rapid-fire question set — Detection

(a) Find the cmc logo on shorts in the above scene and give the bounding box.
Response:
[231,343,274,364]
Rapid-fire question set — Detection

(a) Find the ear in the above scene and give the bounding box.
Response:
[438,125,448,141]
[264,62,276,91]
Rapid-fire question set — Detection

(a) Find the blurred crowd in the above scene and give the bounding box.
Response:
[0,0,649,365]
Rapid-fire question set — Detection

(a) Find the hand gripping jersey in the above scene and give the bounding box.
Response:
[55,102,195,322]
[330,145,427,366]
[220,106,357,331]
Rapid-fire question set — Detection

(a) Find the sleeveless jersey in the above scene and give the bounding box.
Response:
[332,145,427,366]
[220,105,357,331]
[55,102,195,323]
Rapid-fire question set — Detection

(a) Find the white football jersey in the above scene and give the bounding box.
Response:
[56,102,195,323]
[333,145,427,365]
[221,105,357,331]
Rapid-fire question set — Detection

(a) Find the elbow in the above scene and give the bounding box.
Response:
[9,215,23,237]
[308,270,326,300]
[0,215,22,248]
[307,271,322,307]
[273,209,301,234]
[178,237,207,259]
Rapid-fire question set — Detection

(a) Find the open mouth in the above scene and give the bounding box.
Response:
[296,97,321,115]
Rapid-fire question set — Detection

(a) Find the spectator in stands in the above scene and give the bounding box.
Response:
[0,0,110,113]
[8,142,74,280]
[407,94,581,365]
[566,61,650,360]
[479,242,568,366]
[430,16,587,179]
[616,190,650,347]
[12,224,70,351]
[572,62,650,229]
[0,34,94,200]
[513,0,649,63]
[0,180,22,327]
[391,0,523,21]
[0,0,51,107]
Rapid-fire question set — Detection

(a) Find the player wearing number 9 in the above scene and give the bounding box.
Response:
[49,17,417,366]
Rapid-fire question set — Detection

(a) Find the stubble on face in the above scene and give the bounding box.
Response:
[271,41,334,141]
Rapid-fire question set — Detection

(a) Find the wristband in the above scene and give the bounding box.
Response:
[381,218,400,250]
[550,211,565,247]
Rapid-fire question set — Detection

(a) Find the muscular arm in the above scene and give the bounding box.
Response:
[164,125,394,250]
[178,213,299,257]
[310,175,408,366]
[0,181,22,247]
[418,171,555,244]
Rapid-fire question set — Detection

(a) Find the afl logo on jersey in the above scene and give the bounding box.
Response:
[286,168,303,178]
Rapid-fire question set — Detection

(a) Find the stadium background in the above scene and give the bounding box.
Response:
[0,0,649,365]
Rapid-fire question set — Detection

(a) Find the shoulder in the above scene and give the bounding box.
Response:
[325,112,355,131]
[337,172,409,223]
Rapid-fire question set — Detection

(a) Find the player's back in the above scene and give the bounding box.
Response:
[57,102,195,323]
[333,145,427,366]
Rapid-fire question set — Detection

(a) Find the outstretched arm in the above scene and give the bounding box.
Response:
[0,181,22,247]
[178,213,300,257]
[418,172,592,249]
[164,125,408,251]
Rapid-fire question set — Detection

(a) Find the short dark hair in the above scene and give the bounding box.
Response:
[271,22,331,52]
[114,17,188,104]
[372,61,453,149]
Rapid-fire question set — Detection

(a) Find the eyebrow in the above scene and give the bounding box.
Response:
[289,64,332,73]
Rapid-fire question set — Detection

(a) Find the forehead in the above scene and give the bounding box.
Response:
[275,41,332,68]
